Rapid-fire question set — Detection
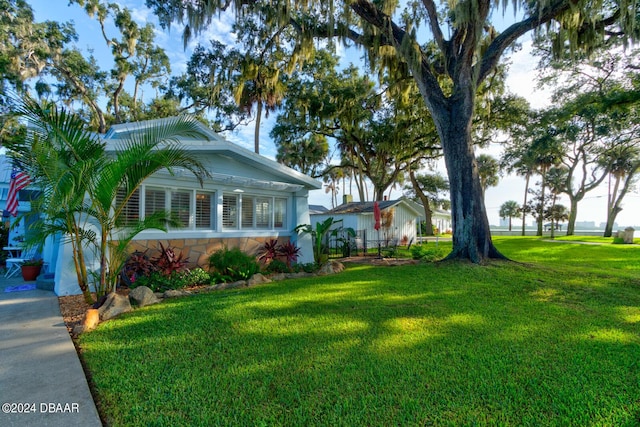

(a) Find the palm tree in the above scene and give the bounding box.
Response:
[235,54,285,154]
[476,154,500,198]
[545,204,570,240]
[545,166,569,239]
[499,201,521,232]
[8,96,104,303]
[88,116,210,296]
[530,134,564,236]
[8,96,211,299]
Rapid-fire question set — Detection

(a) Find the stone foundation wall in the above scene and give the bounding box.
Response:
[127,236,290,268]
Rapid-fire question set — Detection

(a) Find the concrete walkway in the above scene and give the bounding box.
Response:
[0,276,102,427]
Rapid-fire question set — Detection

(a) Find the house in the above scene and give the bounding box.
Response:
[401,198,452,234]
[2,118,322,296]
[310,198,422,248]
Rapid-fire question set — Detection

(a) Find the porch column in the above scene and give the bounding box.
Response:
[291,189,314,264]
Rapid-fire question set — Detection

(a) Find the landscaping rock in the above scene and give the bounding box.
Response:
[129,286,160,307]
[317,261,345,276]
[214,280,246,290]
[285,272,308,279]
[163,289,192,298]
[270,273,286,281]
[98,292,132,321]
[247,273,271,286]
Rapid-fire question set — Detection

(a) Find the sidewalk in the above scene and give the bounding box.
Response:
[0,275,102,426]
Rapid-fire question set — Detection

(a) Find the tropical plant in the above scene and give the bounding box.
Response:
[7,96,105,303]
[499,201,521,232]
[277,241,301,269]
[20,258,44,266]
[295,217,344,265]
[258,239,279,264]
[7,96,211,299]
[152,242,189,276]
[208,247,260,283]
[120,250,155,287]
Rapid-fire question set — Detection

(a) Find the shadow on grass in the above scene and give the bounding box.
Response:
[80,246,640,425]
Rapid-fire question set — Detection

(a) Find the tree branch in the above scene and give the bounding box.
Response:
[477,0,571,84]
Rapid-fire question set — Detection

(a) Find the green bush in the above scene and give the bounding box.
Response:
[130,268,211,292]
[411,244,446,262]
[293,262,320,273]
[208,247,260,283]
[265,259,290,274]
[133,271,181,292]
[181,268,211,286]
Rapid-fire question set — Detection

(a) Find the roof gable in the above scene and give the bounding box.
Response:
[102,117,321,190]
[320,199,421,216]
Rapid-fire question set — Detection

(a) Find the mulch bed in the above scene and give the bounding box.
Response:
[58,294,96,334]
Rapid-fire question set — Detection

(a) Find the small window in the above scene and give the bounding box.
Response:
[196,192,214,229]
[145,187,166,217]
[171,190,191,227]
[255,197,271,229]
[222,194,238,229]
[274,198,286,228]
[241,195,254,228]
[116,188,140,226]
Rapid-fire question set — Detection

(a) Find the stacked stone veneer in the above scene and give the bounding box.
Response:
[127,236,290,268]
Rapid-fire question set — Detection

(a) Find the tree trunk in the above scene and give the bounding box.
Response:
[521,172,530,236]
[254,102,263,154]
[537,167,547,236]
[566,196,579,236]
[432,96,504,262]
[604,172,636,237]
[508,216,512,232]
[409,170,434,236]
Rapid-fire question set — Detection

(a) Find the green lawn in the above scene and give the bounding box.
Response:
[80,237,640,426]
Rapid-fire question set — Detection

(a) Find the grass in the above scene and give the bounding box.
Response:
[80,237,640,426]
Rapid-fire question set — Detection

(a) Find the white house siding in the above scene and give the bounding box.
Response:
[47,118,321,296]
[310,200,420,248]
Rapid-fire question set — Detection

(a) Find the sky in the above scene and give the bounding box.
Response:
[27,0,640,228]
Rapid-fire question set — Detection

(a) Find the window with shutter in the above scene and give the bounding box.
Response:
[241,195,254,228]
[116,187,140,226]
[171,190,191,227]
[196,192,214,229]
[274,198,286,228]
[255,197,271,228]
[222,194,238,229]
[145,187,166,217]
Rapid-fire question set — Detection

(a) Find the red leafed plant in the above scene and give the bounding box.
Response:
[258,239,279,264]
[152,242,189,276]
[277,241,301,268]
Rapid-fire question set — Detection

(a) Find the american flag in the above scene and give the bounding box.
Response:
[6,167,30,217]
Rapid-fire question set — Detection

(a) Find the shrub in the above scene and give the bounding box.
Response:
[153,242,189,276]
[208,247,260,283]
[134,271,181,292]
[120,250,155,287]
[258,239,279,264]
[181,268,211,286]
[265,259,290,274]
[277,241,301,268]
[411,244,446,262]
[293,262,320,273]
